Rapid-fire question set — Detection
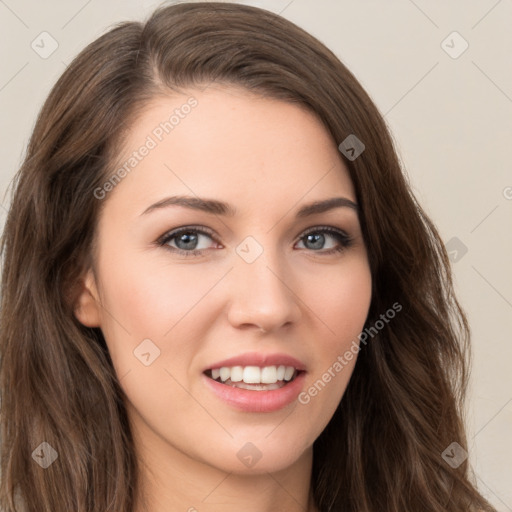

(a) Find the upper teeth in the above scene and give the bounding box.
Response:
[211,365,297,384]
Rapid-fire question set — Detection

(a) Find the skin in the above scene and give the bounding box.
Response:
[74,84,372,512]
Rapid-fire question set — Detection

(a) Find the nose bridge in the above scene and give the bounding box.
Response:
[227,236,301,331]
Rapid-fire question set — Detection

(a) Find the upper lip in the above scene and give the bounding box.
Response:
[203,352,306,372]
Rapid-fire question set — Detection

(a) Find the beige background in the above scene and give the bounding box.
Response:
[1,0,511,509]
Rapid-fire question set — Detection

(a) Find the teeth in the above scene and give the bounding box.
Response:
[261,366,277,384]
[243,366,261,384]
[284,366,295,381]
[210,365,298,384]
[230,366,243,382]
[219,367,230,382]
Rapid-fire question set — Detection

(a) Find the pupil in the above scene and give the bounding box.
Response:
[177,232,198,250]
[306,233,324,250]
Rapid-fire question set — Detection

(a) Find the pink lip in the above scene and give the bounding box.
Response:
[202,371,307,413]
[203,352,306,372]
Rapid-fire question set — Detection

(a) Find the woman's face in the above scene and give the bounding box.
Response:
[75,84,372,476]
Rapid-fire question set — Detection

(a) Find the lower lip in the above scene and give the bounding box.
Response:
[202,372,306,413]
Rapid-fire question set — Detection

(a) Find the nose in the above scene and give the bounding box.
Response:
[226,247,302,334]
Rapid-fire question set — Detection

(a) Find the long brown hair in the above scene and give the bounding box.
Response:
[0,2,496,511]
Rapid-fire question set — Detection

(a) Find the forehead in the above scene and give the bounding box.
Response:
[103,85,356,219]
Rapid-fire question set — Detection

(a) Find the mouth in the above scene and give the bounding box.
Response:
[204,365,304,391]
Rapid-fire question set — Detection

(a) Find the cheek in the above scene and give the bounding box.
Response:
[94,251,218,430]
[99,247,223,335]
[95,246,228,381]
[297,256,371,421]
[92,239,372,473]
[311,254,372,346]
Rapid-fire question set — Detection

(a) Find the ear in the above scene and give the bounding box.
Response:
[73,268,102,328]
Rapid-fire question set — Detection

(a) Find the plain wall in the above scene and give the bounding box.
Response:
[1,0,511,509]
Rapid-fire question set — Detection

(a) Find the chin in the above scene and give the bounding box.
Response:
[206,430,314,475]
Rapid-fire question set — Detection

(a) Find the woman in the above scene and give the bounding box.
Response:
[0,2,496,511]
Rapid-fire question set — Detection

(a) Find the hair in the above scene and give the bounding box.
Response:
[0,2,496,511]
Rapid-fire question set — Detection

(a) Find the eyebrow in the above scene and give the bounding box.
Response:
[140,195,358,218]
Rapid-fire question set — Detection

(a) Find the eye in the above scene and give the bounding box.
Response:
[157,225,354,258]
[157,225,219,257]
[296,226,353,255]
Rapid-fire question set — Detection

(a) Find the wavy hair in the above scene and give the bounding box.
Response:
[0,2,495,511]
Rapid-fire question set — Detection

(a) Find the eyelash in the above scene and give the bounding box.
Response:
[157,225,354,258]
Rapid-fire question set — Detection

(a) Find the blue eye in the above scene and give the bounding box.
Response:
[158,226,218,257]
[157,225,353,258]
[297,226,354,254]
